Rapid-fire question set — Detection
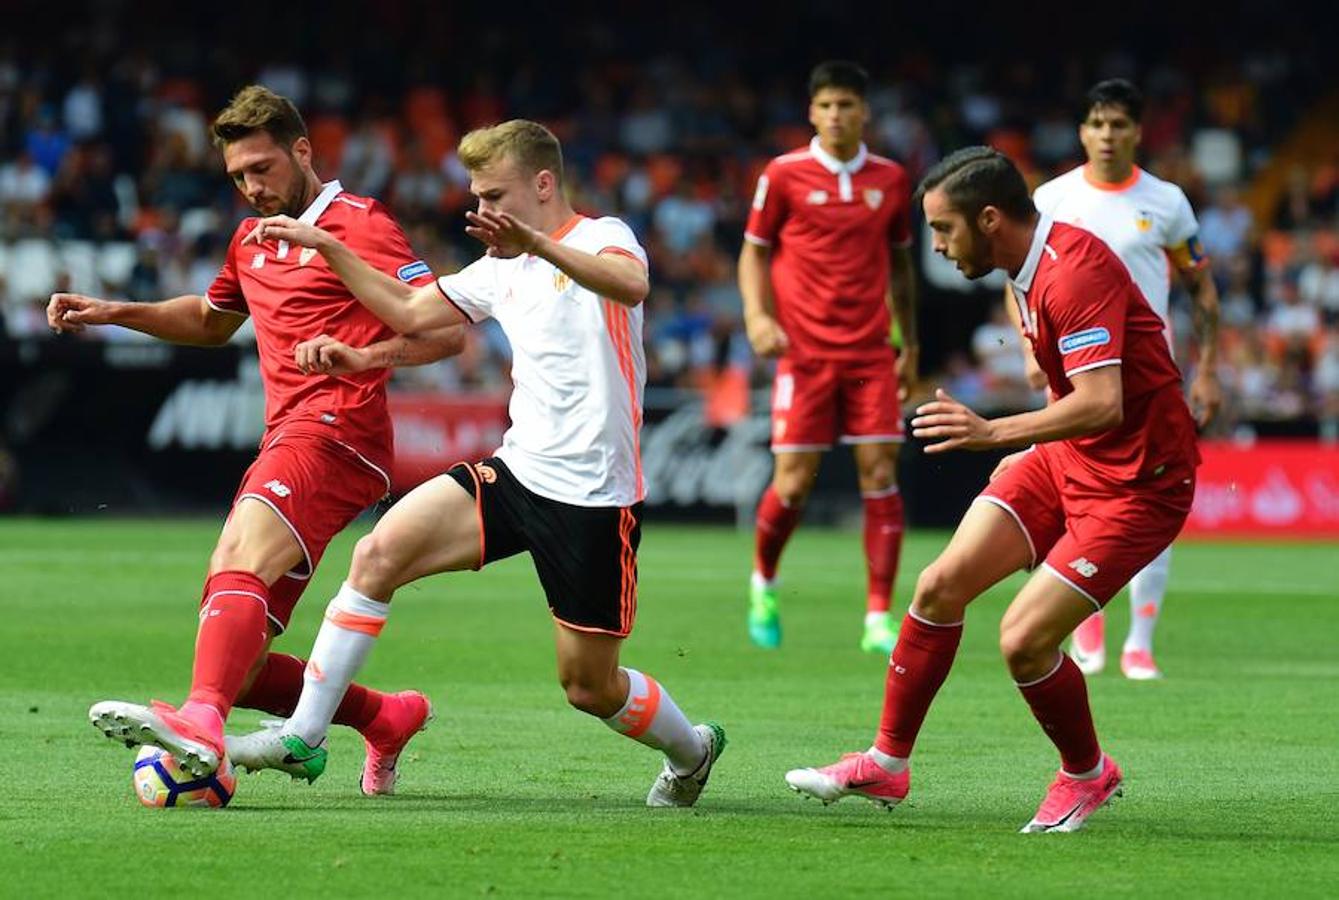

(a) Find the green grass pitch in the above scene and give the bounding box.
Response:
[2,517,1336,897]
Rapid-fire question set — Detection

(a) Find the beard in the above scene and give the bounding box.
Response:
[956,226,994,279]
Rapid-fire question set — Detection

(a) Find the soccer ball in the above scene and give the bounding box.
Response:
[132,745,236,808]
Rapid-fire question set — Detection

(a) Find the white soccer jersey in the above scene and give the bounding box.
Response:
[436,215,647,507]
[1032,165,1203,324]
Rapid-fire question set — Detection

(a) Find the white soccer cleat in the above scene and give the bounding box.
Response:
[785,752,909,810]
[89,699,223,779]
[225,721,328,784]
[1069,611,1106,675]
[646,723,727,808]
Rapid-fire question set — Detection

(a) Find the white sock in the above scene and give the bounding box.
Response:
[1125,546,1171,655]
[865,611,890,628]
[751,570,776,589]
[285,582,390,746]
[1064,757,1105,781]
[866,746,908,774]
[602,668,703,775]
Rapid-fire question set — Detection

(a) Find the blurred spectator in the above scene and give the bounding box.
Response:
[1198,185,1253,260]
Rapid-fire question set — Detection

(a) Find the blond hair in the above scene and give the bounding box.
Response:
[457,119,564,183]
[210,85,307,149]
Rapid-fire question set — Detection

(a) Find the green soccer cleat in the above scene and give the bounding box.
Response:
[860,613,899,655]
[748,578,781,648]
[225,722,328,784]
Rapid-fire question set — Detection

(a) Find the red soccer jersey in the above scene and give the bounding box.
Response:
[744,138,912,361]
[206,180,434,473]
[1009,218,1200,486]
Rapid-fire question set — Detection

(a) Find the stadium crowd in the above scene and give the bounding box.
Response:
[1,18,1336,437]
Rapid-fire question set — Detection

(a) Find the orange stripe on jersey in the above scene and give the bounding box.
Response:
[549,214,585,241]
[603,299,645,500]
[326,609,387,636]
[598,246,647,268]
[618,673,661,738]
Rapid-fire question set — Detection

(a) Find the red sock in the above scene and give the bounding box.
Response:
[186,571,271,722]
[875,613,964,757]
[754,486,801,580]
[1017,654,1102,774]
[235,652,385,734]
[862,489,904,613]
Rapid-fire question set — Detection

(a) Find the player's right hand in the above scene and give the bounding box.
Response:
[989,450,1029,482]
[47,292,113,333]
[294,333,369,376]
[745,314,790,358]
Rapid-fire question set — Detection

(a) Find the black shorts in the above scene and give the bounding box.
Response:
[447,457,643,637]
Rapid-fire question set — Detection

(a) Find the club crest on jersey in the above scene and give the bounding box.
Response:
[863,188,884,210]
[1058,327,1111,355]
[397,260,431,282]
[1134,209,1153,233]
[250,252,265,270]
[553,269,572,293]
[806,190,829,205]
[299,247,317,266]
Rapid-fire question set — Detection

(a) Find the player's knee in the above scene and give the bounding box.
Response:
[911,562,969,620]
[349,532,402,595]
[998,621,1054,676]
[773,471,814,507]
[857,461,897,493]
[560,676,620,718]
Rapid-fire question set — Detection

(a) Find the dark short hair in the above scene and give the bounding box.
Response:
[1084,78,1144,123]
[809,60,868,99]
[915,146,1036,222]
[211,85,307,149]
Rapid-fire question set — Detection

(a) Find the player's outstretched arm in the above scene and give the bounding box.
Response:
[912,366,1122,453]
[294,326,466,376]
[46,292,244,346]
[464,209,649,307]
[244,216,464,334]
[738,241,788,357]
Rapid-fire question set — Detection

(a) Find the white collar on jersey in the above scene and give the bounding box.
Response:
[1008,214,1054,334]
[277,179,343,260]
[809,136,868,201]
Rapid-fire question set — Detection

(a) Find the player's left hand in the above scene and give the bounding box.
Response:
[1189,369,1222,429]
[912,388,997,453]
[465,209,540,259]
[294,333,369,376]
[897,345,919,402]
[243,215,331,249]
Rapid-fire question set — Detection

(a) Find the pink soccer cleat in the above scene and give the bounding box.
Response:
[785,752,910,810]
[1020,754,1124,833]
[360,691,433,796]
[1120,649,1163,680]
[1069,611,1106,675]
[89,699,225,778]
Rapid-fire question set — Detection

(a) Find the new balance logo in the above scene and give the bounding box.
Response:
[251,252,265,269]
[1068,557,1099,578]
[263,479,292,498]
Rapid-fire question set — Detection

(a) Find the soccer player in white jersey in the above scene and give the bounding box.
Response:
[224,120,726,806]
[1020,79,1222,680]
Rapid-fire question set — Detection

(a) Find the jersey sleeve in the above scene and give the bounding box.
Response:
[204,224,249,316]
[591,216,649,268]
[1046,260,1127,378]
[1031,178,1061,217]
[744,161,787,247]
[351,201,436,287]
[1164,188,1208,271]
[436,257,497,323]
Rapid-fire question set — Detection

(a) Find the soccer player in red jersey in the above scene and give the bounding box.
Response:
[49,86,462,792]
[786,147,1200,833]
[740,61,919,654]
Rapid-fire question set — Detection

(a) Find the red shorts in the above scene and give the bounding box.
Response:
[771,350,904,451]
[224,431,389,632]
[978,444,1195,609]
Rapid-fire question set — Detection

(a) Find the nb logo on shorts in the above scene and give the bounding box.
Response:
[1068,557,1099,578]
[263,479,292,498]
[473,463,497,484]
